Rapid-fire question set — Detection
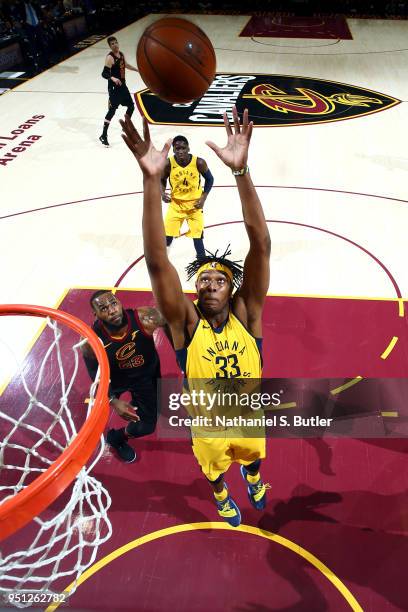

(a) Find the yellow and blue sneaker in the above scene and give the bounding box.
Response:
[240,465,270,510]
[215,485,241,527]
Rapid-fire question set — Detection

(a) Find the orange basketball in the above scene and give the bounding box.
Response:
[137,17,216,104]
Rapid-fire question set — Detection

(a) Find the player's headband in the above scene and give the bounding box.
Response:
[196,261,233,282]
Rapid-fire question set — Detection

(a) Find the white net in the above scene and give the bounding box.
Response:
[0,314,112,609]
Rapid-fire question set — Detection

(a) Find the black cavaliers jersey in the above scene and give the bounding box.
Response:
[93,309,160,391]
[109,51,125,84]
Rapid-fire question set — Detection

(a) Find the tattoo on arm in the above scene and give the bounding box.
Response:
[138,307,166,328]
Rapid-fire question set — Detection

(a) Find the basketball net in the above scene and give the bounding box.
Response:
[0,306,112,608]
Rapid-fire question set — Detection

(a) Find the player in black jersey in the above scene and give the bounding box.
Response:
[82,290,167,462]
[99,36,138,147]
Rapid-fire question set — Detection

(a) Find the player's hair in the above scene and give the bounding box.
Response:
[172,135,188,146]
[107,36,117,46]
[185,245,244,290]
[90,289,113,308]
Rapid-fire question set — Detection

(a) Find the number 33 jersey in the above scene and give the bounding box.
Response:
[179,308,262,379]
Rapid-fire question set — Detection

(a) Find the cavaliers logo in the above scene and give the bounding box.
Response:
[116,342,136,361]
[115,342,145,369]
[135,73,400,127]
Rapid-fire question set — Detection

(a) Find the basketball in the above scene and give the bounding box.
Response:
[136,18,216,104]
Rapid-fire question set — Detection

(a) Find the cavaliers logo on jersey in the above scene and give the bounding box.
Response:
[115,342,144,370]
[135,73,400,127]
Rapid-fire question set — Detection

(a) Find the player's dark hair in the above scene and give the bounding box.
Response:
[90,289,112,308]
[185,245,244,290]
[172,135,188,146]
[107,36,117,46]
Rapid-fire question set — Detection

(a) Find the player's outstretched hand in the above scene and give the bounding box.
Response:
[206,106,253,172]
[120,115,172,178]
[110,398,140,423]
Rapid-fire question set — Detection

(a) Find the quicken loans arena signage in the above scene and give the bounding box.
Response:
[135,73,400,127]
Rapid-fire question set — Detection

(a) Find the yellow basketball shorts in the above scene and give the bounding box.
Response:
[164,200,204,239]
[191,434,266,481]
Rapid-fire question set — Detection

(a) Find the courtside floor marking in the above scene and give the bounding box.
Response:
[330,377,363,395]
[381,336,399,360]
[46,522,363,612]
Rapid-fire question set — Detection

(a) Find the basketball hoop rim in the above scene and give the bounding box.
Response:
[0,304,110,541]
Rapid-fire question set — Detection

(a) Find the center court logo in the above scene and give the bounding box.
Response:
[135,73,400,127]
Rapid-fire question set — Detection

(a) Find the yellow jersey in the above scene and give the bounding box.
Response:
[169,155,203,203]
[177,306,262,379]
[175,305,263,434]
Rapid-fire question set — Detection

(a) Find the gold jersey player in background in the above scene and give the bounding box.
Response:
[161,135,214,258]
[121,107,271,527]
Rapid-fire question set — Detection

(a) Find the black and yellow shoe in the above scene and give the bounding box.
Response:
[215,485,241,527]
[99,134,109,147]
[240,465,270,510]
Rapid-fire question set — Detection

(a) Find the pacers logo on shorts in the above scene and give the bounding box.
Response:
[135,73,400,127]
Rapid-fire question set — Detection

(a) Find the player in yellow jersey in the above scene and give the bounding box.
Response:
[120,106,271,527]
[160,135,214,258]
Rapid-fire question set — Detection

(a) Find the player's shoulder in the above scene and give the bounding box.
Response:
[196,157,208,172]
[136,306,166,333]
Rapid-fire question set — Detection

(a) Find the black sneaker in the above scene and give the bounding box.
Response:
[99,134,109,147]
[106,428,136,463]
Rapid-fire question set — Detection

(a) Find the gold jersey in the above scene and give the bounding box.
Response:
[169,155,203,203]
[175,306,263,436]
[183,308,262,379]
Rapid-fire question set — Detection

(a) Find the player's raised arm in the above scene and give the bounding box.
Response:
[160,159,171,203]
[120,116,195,345]
[206,107,270,335]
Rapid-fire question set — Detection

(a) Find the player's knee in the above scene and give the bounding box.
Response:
[126,419,156,438]
[142,421,156,436]
[206,472,224,485]
[105,108,116,121]
[126,101,135,117]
